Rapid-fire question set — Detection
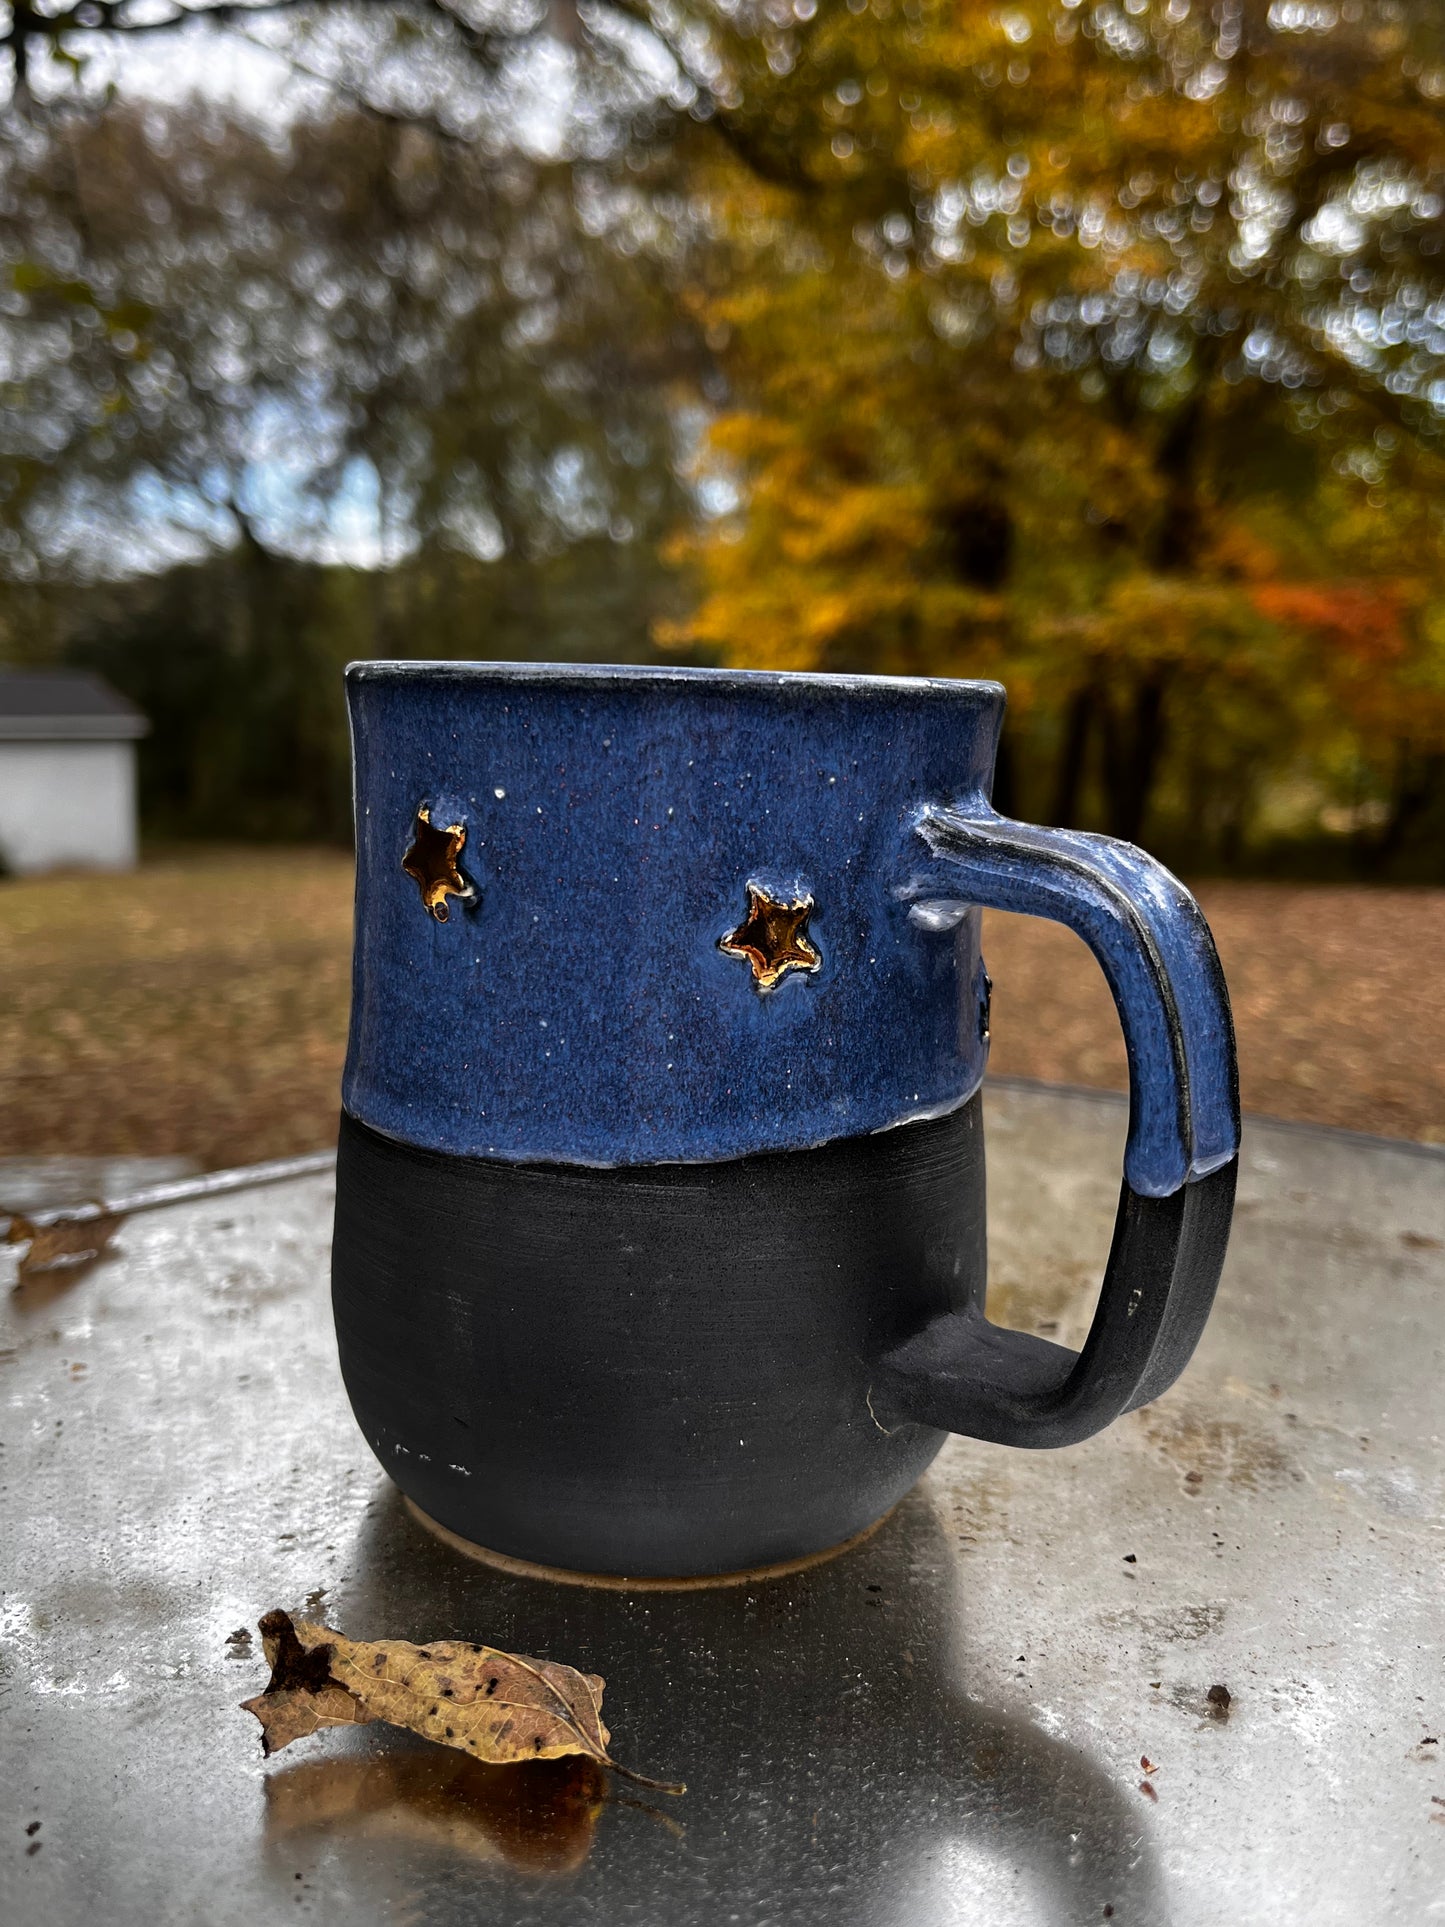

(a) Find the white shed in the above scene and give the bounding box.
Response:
[0,669,148,876]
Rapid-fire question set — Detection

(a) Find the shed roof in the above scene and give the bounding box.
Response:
[0,670,148,742]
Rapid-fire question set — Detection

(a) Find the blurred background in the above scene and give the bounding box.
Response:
[1,0,1443,1174]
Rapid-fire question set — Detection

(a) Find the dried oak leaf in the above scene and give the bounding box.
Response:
[242,1610,683,1794]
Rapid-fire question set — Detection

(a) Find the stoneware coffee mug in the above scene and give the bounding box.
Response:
[333,662,1239,1581]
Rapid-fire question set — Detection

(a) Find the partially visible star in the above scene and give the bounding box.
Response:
[402,808,471,923]
[719,884,821,991]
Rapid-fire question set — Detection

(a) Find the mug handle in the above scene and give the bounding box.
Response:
[873,803,1240,1449]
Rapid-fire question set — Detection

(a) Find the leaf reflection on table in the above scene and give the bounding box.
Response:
[263,1746,607,1877]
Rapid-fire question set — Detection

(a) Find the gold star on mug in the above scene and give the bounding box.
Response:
[719,884,822,991]
[402,808,470,923]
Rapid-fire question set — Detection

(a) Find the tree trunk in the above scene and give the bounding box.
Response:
[1100,676,1168,846]
[9,3,35,96]
[1049,682,1095,829]
[1373,748,1445,871]
[991,724,1017,818]
[1086,394,1200,850]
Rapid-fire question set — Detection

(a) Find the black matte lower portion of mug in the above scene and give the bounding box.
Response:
[331,1101,987,1579]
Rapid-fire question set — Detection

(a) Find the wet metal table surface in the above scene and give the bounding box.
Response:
[2,1085,1443,1926]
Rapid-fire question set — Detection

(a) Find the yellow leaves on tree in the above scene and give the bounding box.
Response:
[659,0,1445,853]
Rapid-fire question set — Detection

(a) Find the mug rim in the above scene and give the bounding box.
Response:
[345,658,1006,707]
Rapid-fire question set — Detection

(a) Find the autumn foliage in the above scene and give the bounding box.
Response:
[658,0,1445,863]
[2,2,1445,868]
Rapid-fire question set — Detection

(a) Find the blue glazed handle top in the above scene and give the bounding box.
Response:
[904,804,1239,1198]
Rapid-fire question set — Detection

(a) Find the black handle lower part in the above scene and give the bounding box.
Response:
[871,1156,1238,1449]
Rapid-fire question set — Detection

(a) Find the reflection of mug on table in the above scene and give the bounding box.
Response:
[332,663,1238,1579]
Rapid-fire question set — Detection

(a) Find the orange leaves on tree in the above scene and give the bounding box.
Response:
[1250,582,1410,669]
[656,0,1445,851]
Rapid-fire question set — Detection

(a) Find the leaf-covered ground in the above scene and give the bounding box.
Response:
[1,850,1441,1167]
[0,849,354,1170]
[983,883,1445,1149]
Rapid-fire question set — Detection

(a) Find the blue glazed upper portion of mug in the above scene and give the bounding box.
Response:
[343,662,1001,1167]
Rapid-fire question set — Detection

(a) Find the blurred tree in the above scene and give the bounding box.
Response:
[4,1,1445,867]
[0,95,696,576]
[0,91,703,834]
[653,0,1445,858]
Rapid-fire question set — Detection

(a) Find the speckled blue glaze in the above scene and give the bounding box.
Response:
[344,663,996,1167]
[342,662,1238,1194]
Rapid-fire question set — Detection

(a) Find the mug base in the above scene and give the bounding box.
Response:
[333,1102,982,1576]
[403,1493,895,1591]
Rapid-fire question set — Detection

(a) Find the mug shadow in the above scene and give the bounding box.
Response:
[262,1480,1166,1925]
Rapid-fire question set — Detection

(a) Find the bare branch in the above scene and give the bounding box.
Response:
[410,0,516,69]
[589,0,822,191]
[2,0,530,67]
[232,25,477,146]
[2,0,323,48]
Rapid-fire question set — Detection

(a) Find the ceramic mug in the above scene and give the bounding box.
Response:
[332,662,1238,1580]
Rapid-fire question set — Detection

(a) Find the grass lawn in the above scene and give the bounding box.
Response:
[1,848,1442,1168]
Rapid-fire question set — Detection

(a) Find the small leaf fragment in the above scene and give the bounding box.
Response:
[240,1611,367,1757]
[7,1208,122,1279]
[241,1610,684,1794]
